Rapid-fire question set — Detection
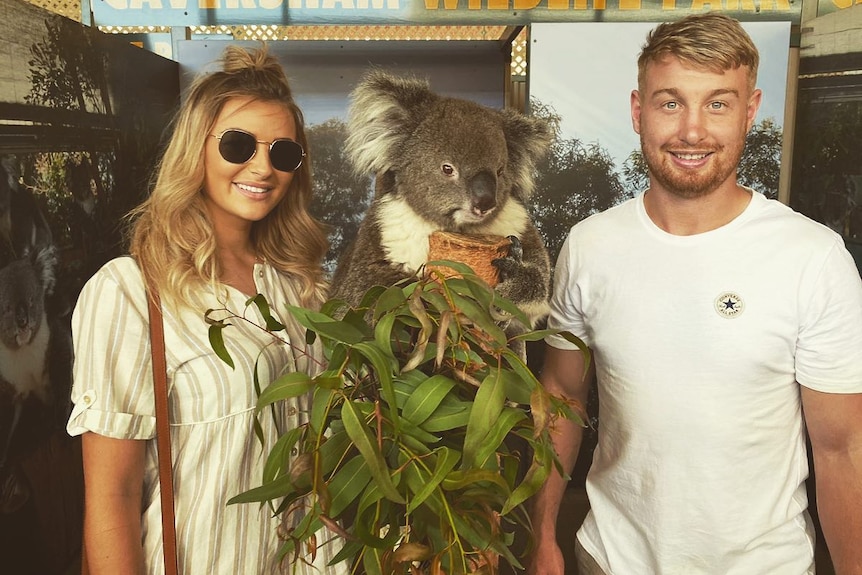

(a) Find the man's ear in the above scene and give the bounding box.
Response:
[746,88,763,132]
[631,90,642,135]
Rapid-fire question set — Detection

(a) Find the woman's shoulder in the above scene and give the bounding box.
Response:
[79,256,146,305]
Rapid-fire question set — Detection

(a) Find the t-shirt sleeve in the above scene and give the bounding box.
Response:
[545,232,590,350]
[66,259,157,439]
[796,239,862,393]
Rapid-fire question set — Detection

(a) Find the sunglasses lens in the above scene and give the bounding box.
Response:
[270,140,304,172]
[218,130,256,165]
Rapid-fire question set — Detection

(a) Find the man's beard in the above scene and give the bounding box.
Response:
[642,139,744,199]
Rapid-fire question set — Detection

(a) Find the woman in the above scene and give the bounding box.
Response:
[67,45,343,574]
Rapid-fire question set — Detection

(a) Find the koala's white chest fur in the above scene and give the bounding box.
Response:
[375,195,530,275]
[0,312,50,400]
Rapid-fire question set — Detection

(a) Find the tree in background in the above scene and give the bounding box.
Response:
[530,99,631,261]
[790,100,862,239]
[739,117,782,200]
[306,119,372,273]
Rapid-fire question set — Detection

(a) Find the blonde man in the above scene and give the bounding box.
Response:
[530,13,862,575]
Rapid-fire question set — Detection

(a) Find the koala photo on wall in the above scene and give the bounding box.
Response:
[331,70,554,331]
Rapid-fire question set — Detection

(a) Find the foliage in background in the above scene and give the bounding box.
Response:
[790,99,862,239]
[529,99,632,261]
[207,263,587,574]
[307,118,373,273]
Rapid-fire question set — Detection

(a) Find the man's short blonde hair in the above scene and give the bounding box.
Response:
[637,13,760,92]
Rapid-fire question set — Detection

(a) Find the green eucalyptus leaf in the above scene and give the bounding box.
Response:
[450,293,507,345]
[402,374,457,426]
[497,363,533,405]
[286,305,366,344]
[406,447,460,514]
[227,472,295,505]
[255,372,314,412]
[247,293,286,331]
[502,444,554,516]
[352,341,399,431]
[372,312,397,360]
[318,428,352,477]
[327,455,372,517]
[208,324,234,369]
[461,369,506,469]
[374,285,408,318]
[425,259,477,278]
[421,403,471,433]
[472,407,527,468]
[441,468,510,492]
[310,386,336,436]
[262,426,303,484]
[340,400,405,504]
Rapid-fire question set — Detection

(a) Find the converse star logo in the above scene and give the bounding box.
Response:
[715,292,744,319]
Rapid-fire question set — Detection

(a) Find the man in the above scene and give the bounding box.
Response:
[529,13,862,575]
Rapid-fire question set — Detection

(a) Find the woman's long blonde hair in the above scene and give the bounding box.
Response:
[128,44,328,310]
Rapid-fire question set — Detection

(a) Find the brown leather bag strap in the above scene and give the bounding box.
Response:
[146,288,179,575]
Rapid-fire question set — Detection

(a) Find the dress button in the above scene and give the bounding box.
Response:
[258,270,264,278]
[287,406,297,416]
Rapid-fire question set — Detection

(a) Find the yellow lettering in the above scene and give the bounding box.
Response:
[547,0,569,7]
[424,0,460,7]
[487,0,508,7]
[468,0,482,8]
[104,0,127,8]
[619,0,641,8]
[662,0,675,8]
[756,0,790,8]
[513,0,541,8]
[131,0,162,7]
[831,0,853,7]
[259,0,281,8]
[690,0,721,9]
[355,0,400,8]
[200,0,218,7]
[324,0,352,7]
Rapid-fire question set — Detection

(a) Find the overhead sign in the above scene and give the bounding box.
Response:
[90,0,800,27]
[816,0,861,16]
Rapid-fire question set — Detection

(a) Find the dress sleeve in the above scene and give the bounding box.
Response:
[796,239,862,393]
[66,258,157,439]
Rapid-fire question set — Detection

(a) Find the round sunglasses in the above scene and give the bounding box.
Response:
[211,128,305,173]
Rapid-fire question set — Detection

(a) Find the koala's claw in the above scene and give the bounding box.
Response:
[492,236,524,284]
[506,235,523,261]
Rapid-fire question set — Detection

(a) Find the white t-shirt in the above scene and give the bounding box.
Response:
[68,257,347,575]
[546,191,862,575]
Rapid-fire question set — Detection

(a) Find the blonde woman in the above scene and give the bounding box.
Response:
[68,45,345,574]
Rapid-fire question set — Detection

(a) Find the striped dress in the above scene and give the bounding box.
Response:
[67,257,347,575]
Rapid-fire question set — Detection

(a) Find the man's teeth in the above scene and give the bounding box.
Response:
[236,183,268,193]
[675,153,708,160]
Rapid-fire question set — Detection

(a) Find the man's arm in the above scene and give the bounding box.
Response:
[528,344,592,575]
[801,387,862,575]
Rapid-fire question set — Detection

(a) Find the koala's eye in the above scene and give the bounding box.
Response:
[441,163,456,177]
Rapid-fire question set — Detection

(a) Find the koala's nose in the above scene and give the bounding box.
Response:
[469,171,497,215]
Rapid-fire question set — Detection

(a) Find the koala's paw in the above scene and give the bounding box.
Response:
[491,235,523,283]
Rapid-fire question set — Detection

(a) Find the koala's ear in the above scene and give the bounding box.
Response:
[345,70,438,176]
[501,110,554,200]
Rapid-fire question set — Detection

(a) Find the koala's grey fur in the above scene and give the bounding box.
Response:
[331,71,554,327]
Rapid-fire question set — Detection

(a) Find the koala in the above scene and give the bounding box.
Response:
[331,70,554,329]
